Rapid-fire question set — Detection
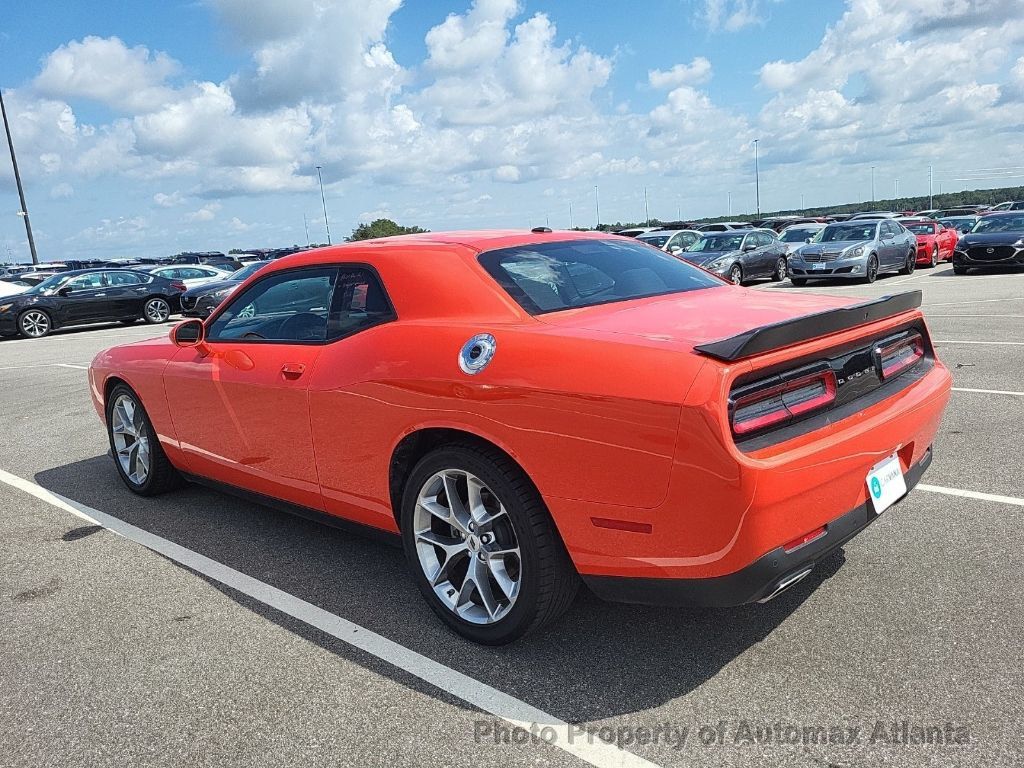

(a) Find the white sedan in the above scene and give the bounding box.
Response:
[0,280,27,298]
[140,265,234,288]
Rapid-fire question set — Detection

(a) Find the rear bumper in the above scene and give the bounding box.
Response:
[583,446,933,607]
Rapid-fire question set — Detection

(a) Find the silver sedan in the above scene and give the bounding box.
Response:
[788,219,917,284]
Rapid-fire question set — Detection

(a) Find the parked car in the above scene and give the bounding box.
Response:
[897,219,958,267]
[5,271,58,288]
[777,223,825,255]
[695,221,753,232]
[637,229,701,255]
[928,207,990,219]
[788,219,917,284]
[937,216,979,235]
[849,211,900,220]
[612,227,657,238]
[88,229,951,644]
[683,229,788,284]
[0,280,27,298]
[952,212,1024,274]
[0,269,186,338]
[137,264,234,289]
[983,201,1024,213]
[179,261,270,318]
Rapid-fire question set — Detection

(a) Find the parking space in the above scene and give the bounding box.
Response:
[2,270,1023,767]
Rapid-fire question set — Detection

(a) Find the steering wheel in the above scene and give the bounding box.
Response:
[277,312,325,341]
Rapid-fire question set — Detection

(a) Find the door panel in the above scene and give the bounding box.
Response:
[164,343,325,509]
[61,274,112,323]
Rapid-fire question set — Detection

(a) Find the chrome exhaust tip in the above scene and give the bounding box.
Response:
[758,565,814,603]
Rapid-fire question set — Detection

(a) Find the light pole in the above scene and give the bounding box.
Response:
[894,178,899,199]
[753,139,760,217]
[302,213,310,246]
[870,165,876,204]
[1,89,38,265]
[643,186,650,226]
[568,201,574,230]
[929,165,934,208]
[315,165,331,244]
[594,185,600,230]
[727,191,732,216]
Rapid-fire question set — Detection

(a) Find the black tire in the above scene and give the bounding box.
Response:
[865,254,879,283]
[898,249,916,275]
[105,383,182,496]
[142,297,171,324]
[953,265,968,275]
[17,308,52,338]
[400,442,579,645]
[771,256,787,282]
[728,264,743,285]
[790,277,808,286]
[930,245,939,267]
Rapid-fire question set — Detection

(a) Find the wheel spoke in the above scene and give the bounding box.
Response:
[486,553,519,601]
[442,472,472,529]
[470,558,499,619]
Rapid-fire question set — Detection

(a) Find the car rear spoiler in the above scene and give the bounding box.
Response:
[693,290,923,362]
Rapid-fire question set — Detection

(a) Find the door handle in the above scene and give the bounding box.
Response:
[281,363,306,379]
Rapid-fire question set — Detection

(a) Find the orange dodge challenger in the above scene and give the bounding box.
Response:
[89,230,951,644]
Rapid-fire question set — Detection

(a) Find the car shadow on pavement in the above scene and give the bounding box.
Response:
[36,455,844,722]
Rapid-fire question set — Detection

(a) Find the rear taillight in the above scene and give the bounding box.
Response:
[170,280,187,292]
[874,333,924,380]
[731,368,837,436]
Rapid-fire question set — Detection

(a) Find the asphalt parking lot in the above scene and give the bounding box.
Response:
[1,266,1022,768]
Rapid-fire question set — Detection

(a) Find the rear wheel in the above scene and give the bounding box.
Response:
[18,309,51,338]
[865,255,879,283]
[143,297,171,324]
[728,264,743,285]
[105,384,182,496]
[401,443,578,645]
[771,256,787,282]
[899,249,916,275]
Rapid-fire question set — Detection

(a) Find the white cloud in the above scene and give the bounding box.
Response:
[184,202,222,222]
[34,36,179,113]
[50,182,74,199]
[701,0,773,32]
[153,191,184,207]
[648,58,712,90]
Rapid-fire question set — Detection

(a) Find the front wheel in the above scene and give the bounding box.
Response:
[728,264,743,285]
[18,309,52,338]
[771,256,787,282]
[401,443,578,645]
[143,297,171,324]
[105,384,182,496]
[864,254,879,283]
[930,245,939,267]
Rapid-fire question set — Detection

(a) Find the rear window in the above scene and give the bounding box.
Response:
[478,239,721,315]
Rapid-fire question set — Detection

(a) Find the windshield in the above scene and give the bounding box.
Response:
[780,228,819,242]
[939,218,976,232]
[479,239,721,314]
[905,223,936,235]
[637,234,670,247]
[22,273,71,294]
[972,215,1024,233]
[230,262,267,281]
[818,223,878,242]
[688,234,744,252]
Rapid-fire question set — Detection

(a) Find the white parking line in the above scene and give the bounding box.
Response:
[0,363,89,371]
[0,468,662,768]
[933,340,1024,346]
[929,315,1024,318]
[918,484,1024,508]
[952,387,1024,397]
[926,298,1024,307]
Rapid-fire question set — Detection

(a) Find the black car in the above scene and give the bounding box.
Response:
[952,212,1024,274]
[179,261,269,318]
[682,229,789,284]
[0,268,186,339]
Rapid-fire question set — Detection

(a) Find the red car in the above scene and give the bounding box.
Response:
[899,218,958,266]
[89,230,952,644]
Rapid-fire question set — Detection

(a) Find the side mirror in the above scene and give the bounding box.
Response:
[57,286,72,296]
[668,245,682,254]
[805,237,812,243]
[742,243,756,251]
[171,319,206,349]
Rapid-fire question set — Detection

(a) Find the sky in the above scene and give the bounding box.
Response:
[1,0,1023,262]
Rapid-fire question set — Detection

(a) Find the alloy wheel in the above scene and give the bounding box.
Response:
[775,257,787,280]
[144,298,170,323]
[866,256,878,283]
[729,265,743,285]
[110,394,151,486]
[412,469,521,625]
[19,310,50,338]
[931,246,939,267]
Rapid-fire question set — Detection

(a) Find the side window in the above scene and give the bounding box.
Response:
[327,268,397,340]
[682,232,698,247]
[106,271,142,286]
[208,268,338,343]
[66,273,106,291]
